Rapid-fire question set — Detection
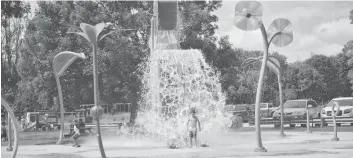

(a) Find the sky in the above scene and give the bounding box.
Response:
[213,1,353,63]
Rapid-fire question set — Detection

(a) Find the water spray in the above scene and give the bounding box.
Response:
[135,1,231,149]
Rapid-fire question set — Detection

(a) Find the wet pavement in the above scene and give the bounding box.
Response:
[2,127,353,158]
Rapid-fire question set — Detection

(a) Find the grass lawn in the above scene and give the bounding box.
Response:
[2,130,64,146]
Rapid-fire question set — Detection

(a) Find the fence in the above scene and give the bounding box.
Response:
[248,117,353,127]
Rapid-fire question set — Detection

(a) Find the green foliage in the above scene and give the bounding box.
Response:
[344,40,353,94]
[296,64,326,101]
[179,0,221,64]
[3,1,352,119]
[305,55,337,100]
[1,1,31,27]
[15,1,152,114]
[1,1,31,117]
[10,1,223,119]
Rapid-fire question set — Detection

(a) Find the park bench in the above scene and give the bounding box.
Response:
[79,127,92,133]
[40,123,61,131]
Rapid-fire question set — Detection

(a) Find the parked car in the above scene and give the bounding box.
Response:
[259,103,279,118]
[272,99,322,127]
[225,104,252,128]
[321,97,353,118]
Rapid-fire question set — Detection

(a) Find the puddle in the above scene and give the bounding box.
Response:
[35,140,71,145]
[33,153,85,158]
[278,139,322,145]
[259,150,339,156]
[304,140,321,144]
[332,145,353,149]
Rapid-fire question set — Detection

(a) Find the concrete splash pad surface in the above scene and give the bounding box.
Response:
[2,130,353,158]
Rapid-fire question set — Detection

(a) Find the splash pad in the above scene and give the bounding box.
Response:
[134,49,231,148]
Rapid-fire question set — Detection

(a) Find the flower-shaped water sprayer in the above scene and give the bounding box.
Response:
[65,22,126,158]
[53,51,85,145]
[234,1,293,152]
[267,18,293,47]
[234,1,263,31]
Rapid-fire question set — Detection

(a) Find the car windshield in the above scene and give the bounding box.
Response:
[233,105,246,111]
[260,103,267,108]
[326,99,353,107]
[225,105,246,111]
[284,100,306,108]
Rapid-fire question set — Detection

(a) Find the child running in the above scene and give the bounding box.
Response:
[72,119,81,147]
[186,107,201,148]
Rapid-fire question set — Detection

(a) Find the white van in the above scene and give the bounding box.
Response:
[321,97,353,118]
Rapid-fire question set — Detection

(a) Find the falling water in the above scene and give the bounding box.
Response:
[134,49,231,147]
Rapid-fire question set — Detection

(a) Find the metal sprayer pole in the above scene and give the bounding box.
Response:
[2,98,19,158]
[55,75,65,144]
[7,114,13,151]
[331,102,339,141]
[253,24,268,152]
[92,44,106,158]
[306,110,311,133]
[278,74,285,137]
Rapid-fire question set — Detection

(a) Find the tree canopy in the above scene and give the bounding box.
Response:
[1,1,353,119]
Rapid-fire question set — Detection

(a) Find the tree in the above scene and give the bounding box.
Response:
[1,1,31,116]
[211,36,241,103]
[343,40,353,94]
[330,53,351,97]
[227,50,262,104]
[16,2,70,114]
[17,3,152,153]
[15,1,224,124]
[1,1,30,27]
[296,64,326,101]
[283,65,299,101]
[179,1,222,65]
[236,70,259,103]
[305,55,338,102]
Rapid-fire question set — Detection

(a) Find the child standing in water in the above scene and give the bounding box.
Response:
[186,108,201,147]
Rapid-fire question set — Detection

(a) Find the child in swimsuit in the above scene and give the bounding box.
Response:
[186,108,201,147]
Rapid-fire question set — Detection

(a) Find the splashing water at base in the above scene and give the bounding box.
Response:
[134,49,231,148]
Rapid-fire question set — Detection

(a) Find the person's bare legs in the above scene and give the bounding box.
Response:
[194,131,198,147]
[73,136,80,147]
[73,138,77,147]
[75,139,80,147]
[195,137,198,147]
[73,138,77,146]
